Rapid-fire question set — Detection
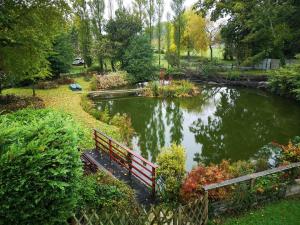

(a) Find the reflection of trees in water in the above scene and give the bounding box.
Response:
[166,100,183,144]
[189,88,285,164]
[97,98,184,162]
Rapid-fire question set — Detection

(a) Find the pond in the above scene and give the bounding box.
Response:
[94,85,300,171]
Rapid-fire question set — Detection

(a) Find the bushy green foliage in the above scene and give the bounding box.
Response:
[157,144,186,202]
[48,32,74,77]
[269,55,300,100]
[124,35,157,82]
[0,109,83,225]
[78,171,137,212]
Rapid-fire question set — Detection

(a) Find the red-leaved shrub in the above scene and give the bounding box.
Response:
[180,161,232,202]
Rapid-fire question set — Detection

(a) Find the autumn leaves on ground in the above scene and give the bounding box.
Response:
[3,76,119,149]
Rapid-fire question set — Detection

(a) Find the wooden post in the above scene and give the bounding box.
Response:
[94,130,99,151]
[127,152,132,177]
[109,139,112,162]
[204,191,209,225]
[152,167,156,197]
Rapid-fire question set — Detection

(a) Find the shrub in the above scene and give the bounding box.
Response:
[0,109,83,225]
[280,140,300,163]
[36,80,58,89]
[166,67,185,79]
[156,144,186,202]
[111,113,135,145]
[227,160,255,177]
[78,171,137,212]
[56,76,75,85]
[198,59,219,77]
[268,54,300,100]
[0,94,45,114]
[93,71,129,90]
[180,161,232,202]
[143,80,200,98]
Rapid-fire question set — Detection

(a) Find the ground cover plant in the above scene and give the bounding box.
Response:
[0,94,45,114]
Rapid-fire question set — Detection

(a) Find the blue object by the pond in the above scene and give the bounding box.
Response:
[69,83,82,91]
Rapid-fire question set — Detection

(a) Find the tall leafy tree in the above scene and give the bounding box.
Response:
[105,8,143,69]
[132,0,147,25]
[156,0,164,67]
[195,0,299,64]
[171,0,185,67]
[89,0,105,72]
[146,0,156,44]
[124,35,156,82]
[0,0,69,96]
[48,31,74,77]
[182,9,208,60]
[74,0,92,67]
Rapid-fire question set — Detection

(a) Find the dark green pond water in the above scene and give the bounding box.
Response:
[94,86,300,170]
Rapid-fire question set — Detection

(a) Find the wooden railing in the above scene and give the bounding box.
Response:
[203,162,300,191]
[93,129,158,195]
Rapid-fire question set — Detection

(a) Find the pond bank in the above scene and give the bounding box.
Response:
[188,73,269,89]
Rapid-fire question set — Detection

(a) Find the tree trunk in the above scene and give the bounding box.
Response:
[187,50,190,62]
[32,83,36,97]
[111,60,115,72]
[210,45,213,61]
[99,56,104,73]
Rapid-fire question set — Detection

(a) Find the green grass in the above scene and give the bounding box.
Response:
[3,76,121,148]
[69,65,87,74]
[210,198,300,225]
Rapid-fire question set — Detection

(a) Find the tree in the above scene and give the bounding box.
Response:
[156,0,164,67]
[105,8,142,69]
[195,0,299,64]
[132,0,147,26]
[205,20,220,61]
[182,9,208,60]
[171,0,185,67]
[89,0,105,72]
[124,35,156,82]
[146,0,156,44]
[48,31,74,77]
[74,0,93,67]
[0,0,69,96]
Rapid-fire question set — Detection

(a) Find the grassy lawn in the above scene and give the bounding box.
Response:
[3,76,121,148]
[211,198,300,225]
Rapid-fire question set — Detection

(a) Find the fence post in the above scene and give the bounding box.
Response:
[127,152,132,177]
[152,167,156,197]
[204,191,209,225]
[94,130,99,151]
[109,139,112,162]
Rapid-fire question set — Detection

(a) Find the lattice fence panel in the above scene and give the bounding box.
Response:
[72,196,208,225]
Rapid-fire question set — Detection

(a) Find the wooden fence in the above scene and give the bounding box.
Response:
[202,162,300,216]
[93,129,158,195]
[72,194,208,225]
